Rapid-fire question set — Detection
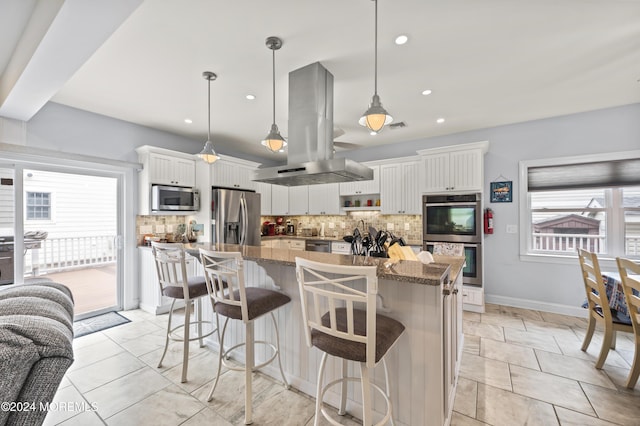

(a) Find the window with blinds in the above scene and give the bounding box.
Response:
[523,156,640,258]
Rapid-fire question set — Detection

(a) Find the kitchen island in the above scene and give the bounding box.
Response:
[184,242,464,426]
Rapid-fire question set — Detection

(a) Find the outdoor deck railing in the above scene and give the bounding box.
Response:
[532,233,640,256]
[24,235,116,275]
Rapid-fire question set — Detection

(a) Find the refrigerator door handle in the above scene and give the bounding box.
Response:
[240,195,247,245]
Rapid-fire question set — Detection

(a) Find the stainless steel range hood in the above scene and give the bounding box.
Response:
[253,62,373,186]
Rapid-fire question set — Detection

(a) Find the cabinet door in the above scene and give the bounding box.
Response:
[271,185,289,215]
[237,164,257,191]
[149,153,175,185]
[173,158,196,187]
[402,161,422,214]
[211,160,237,188]
[308,183,340,214]
[448,149,483,192]
[421,153,450,193]
[256,182,272,215]
[288,186,309,215]
[380,164,402,214]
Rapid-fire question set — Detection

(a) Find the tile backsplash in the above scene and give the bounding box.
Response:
[136,215,188,244]
[261,212,423,243]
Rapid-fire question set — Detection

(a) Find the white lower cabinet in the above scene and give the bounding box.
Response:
[138,247,197,314]
[443,271,463,422]
[461,285,484,312]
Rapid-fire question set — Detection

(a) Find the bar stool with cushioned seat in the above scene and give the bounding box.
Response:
[151,242,218,383]
[199,249,290,425]
[295,257,405,426]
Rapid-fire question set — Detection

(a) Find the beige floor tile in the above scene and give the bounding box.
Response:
[68,338,125,372]
[480,338,540,370]
[504,327,562,353]
[539,311,589,329]
[556,336,631,370]
[163,350,223,394]
[117,328,168,357]
[536,350,617,390]
[67,351,145,393]
[463,311,482,322]
[179,407,232,426]
[601,364,640,395]
[481,312,526,331]
[476,382,559,426]
[101,319,163,343]
[463,320,505,341]
[459,352,512,391]
[462,335,480,355]
[523,318,577,339]
[250,384,315,425]
[582,382,640,425]
[84,367,172,419]
[138,339,211,373]
[452,377,477,418]
[191,370,276,422]
[485,305,544,322]
[72,331,109,350]
[56,409,104,426]
[510,365,595,415]
[554,406,618,426]
[105,384,205,426]
[305,404,362,426]
[42,385,89,426]
[119,309,158,322]
[450,411,489,426]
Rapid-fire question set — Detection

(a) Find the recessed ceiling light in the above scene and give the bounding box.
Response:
[395,35,408,45]
[184,118,193,124]
[246,94,256,100]
[370,131,378,136]
[422,89,432,96]
[436,118,445,124]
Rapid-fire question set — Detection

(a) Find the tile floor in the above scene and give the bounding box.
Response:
[45,304,640,425]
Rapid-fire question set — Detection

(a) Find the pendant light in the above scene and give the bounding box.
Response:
[197,71,220,164]
[261,36,287,153]
[359,0,393,133]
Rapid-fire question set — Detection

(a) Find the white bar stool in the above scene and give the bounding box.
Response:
[295,257,405,425]
[151,242,218,383]
[199,249,290,425]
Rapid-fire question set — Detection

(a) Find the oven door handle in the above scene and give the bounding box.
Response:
[462,243,479,248]
[424,202,479,207]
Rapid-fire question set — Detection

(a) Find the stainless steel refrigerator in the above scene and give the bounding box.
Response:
[211,187,261,246]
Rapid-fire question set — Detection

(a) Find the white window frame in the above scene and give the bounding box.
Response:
[519,149,640,265]
[25,190,54,222]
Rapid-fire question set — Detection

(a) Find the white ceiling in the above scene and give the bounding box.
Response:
[2,0,640,162]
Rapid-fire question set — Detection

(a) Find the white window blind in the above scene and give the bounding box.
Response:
[528,158,640,191]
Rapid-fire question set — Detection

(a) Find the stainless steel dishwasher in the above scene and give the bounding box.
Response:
[305,239,331,253]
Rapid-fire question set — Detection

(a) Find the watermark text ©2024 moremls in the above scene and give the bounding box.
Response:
[1,401,98,413]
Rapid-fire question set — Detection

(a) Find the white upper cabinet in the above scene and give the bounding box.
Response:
[288,186,309,215]
[380,160,421,214]
[256,182,272,216]
[271,185,290,216]
[148,152,196,187]
[418,141,488,194]
[211,157,258,191]
[308,183,341,215]
[339,164,380,195]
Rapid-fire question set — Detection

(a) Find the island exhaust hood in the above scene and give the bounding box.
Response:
[253,62,373,186]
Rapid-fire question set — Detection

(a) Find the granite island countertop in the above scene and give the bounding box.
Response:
[184,242,464,286]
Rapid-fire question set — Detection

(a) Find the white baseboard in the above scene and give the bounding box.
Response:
[485,294,588,318]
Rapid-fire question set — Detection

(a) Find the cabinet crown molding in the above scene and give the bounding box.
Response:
[416,141,489,156]
[135,145,199,161]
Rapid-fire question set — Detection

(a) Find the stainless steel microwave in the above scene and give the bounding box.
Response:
[151,185,200,212]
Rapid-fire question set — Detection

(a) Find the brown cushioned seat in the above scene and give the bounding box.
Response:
[161,275,209,299]
[311,307,405,363]
[215,287,291,321]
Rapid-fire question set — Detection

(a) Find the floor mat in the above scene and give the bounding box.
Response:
[73,311,131,338]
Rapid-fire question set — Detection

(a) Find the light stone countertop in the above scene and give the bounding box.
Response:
[183,242,464,286]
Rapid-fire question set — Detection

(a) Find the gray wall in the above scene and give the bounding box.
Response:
[25,100,640,313]
[348,103,640,312]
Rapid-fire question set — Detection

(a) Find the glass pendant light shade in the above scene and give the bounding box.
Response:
[359,93,393,132]
[261,123,286,152]
[197,71,220,164]
[197,140,219,164]
[359,0,393,133]
[263,36,286,153]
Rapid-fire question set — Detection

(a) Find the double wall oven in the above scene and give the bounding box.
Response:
[423,193,483,286]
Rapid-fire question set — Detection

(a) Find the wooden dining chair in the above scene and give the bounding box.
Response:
[578,249,633,369]
[615,257,640,388]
